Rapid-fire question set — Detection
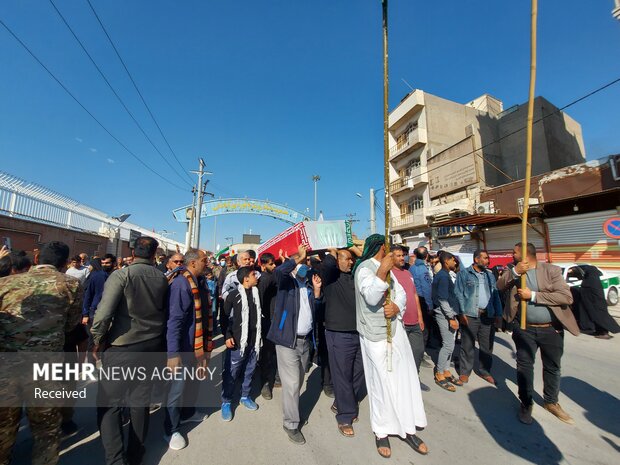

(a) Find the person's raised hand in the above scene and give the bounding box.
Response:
[297,244,308,263]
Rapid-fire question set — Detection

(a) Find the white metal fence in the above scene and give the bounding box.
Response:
[0,171,183,251]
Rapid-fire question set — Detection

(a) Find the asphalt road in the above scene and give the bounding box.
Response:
[11,314,620,465]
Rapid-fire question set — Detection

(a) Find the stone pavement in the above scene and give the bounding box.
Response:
[11,325,620,465]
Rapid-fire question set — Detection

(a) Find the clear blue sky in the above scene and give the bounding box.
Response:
[1,0,619,251]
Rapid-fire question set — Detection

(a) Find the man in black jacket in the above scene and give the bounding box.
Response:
[220,266,262,421]
[257,253,278,400]
[321,248,365,438]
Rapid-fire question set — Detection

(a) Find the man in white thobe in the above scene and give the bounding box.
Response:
[353,234,428,459]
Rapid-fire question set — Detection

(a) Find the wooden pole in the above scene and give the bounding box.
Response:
[520,0,538,330]
[382,0,393,371]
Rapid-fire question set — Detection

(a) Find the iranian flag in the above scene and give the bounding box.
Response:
[257,221,353,258]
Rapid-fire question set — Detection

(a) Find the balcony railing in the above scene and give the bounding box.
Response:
[391,211,425,230]
[389,167,429,193]
[389,128,425,159]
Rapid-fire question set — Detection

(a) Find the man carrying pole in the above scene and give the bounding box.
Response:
[353,2,431,454]
[353,235,428,459]
[500,0,579,426]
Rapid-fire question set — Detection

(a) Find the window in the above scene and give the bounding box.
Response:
[396,121,418,150]
[400,196,424,215]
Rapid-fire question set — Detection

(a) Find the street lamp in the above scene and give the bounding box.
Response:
[225,236,233,248]
[111,213,131,259]
[312,175,321,220]
[112,213,131,223]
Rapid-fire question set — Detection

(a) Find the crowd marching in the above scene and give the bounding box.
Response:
[0,232,618,465]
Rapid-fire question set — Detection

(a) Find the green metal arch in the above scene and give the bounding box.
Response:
[172,198,309,225]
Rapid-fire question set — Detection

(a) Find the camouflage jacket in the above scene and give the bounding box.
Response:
[0,265,83,352]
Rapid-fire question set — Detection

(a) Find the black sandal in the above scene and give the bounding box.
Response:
[435,377,456,392]
[375,436,391,459]
[404,434,428,455]
[446,374,463,386]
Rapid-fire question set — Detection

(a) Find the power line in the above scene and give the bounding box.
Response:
[85,0,194,185]
[47,0,192,188]
[0,17,187,192]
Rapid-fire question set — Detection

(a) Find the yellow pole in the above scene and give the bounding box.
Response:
[520,0,538,330]
[382,0,393,371]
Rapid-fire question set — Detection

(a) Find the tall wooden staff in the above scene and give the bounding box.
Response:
[382,0,393,371]
[520,0,538,329]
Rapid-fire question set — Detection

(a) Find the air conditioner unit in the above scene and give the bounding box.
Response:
[517,198,540,214]
[392,233,403,243]
[476,201,496,214]
[407,178,415,189]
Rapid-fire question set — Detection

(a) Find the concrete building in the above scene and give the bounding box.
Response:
[423,155,620,273]
[388,89,585,246]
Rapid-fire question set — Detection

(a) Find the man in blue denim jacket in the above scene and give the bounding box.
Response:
[454,249,503,385]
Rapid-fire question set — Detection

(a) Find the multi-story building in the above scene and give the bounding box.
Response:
[388,90,585,246]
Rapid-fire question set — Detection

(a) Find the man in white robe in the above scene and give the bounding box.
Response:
[353,234,428,459]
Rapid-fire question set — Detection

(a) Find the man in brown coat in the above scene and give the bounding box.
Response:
[497,242,578,426]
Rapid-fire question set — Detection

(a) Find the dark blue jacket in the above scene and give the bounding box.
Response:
[267,258,322,349]
[166,271,209,356]
[82,270,109,319]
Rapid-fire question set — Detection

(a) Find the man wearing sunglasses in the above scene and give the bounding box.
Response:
[165,253,185,277]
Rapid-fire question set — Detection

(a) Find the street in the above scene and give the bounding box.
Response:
[11,308,620,465]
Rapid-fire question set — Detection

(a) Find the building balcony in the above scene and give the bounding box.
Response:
[391,210,426,230]
[389,89,425,127]
[389,128,427,161]
[389,168,429,194]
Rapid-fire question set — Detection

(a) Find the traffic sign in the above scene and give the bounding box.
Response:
[603,217,620,239]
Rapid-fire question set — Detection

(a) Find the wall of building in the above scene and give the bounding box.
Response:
[0,216,110,257]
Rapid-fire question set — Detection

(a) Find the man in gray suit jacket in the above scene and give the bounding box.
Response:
[497,242,578,426]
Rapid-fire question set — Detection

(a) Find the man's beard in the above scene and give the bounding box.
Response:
[102,266,113,272]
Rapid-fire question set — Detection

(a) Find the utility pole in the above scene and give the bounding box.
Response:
[213,216,217,254]
[312,175,320,220]
[369,188,376,234]
[186,187,196,250]
[190,158,212,250]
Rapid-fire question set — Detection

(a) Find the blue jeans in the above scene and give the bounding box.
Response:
[164,353,200,435]
[221,347,258,403]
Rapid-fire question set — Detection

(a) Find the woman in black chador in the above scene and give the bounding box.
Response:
[572,265,620,339]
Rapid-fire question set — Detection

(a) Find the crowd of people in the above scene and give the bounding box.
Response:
[0,234,618,464]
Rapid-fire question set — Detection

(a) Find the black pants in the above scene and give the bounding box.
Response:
[459,315,495,377]
[512,326,564,406]
[325,330,365,424]
[259,319,277,387]
[419,299,437,349]
[97,337,164,465]
[404,324,425,373]
[317,324,332,389]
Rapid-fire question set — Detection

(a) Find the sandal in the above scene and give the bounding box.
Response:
[435,377,456,392]
[338,423,355,437]
[445,373,463,386]
[404,433,428,455]
[375,436,391,459]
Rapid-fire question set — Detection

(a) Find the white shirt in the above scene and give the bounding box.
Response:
[66,266,89,284]
[297,280,313,336]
